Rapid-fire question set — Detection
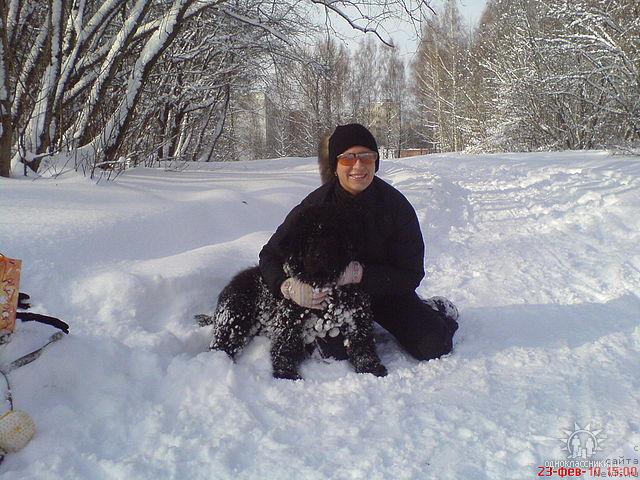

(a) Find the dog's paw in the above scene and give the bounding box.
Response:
[368,363,388,377]
[209,342,237,360]
[273,368,303,381]
[195,314,214,327]
[356,362,388,377]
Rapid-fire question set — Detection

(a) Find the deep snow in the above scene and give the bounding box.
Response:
[0,151,639,479]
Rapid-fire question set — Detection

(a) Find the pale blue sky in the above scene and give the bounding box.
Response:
[331,0,488,59]
[390,0,487,57]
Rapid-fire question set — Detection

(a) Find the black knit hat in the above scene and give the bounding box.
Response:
[328,123,379,173]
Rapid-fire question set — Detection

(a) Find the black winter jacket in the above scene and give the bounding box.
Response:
[259,176,425,297]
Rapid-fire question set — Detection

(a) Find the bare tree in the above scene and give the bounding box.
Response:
[346,37,380,128]
[265,58,299,157]
[543,0,640,147]
[412,0,473,152]
[377,45,406,157]
[0,2,11,177]
[265,36,350,157]
[1,0,433,177]
[468,0,639,152]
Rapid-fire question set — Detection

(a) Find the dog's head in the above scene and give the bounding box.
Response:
[282,204,365,286]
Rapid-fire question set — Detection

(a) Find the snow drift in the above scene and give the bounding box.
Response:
[0,151,639,479]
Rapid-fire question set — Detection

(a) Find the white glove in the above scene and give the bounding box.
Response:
[281,278,328,309]
[337,261,363,286]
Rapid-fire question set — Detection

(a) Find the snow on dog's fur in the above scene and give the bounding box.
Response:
[203,204,387,380]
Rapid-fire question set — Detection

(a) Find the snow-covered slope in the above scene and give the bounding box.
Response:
[1,152,639,479]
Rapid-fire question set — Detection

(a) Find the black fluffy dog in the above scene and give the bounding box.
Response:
[202,204,387,380]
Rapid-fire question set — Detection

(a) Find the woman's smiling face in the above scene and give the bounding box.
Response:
[335,146,377,195]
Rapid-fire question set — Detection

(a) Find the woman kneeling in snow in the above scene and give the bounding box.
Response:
[259,123,459,361]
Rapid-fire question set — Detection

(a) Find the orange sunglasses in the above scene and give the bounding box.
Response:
[337,152,378,166]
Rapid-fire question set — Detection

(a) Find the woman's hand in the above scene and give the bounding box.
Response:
[337,261,363,286]
[281,278,328,309]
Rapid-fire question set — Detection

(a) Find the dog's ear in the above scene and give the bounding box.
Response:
[280,205,330,256]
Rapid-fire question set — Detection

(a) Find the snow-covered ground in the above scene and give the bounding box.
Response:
[1,151,639,479]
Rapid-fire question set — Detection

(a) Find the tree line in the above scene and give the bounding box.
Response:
[414,0,639,153]
[1,0,637,178]
[226,36,414,162]
[0,0,426,177]
[252,0,638,160]
[219,0,640,163]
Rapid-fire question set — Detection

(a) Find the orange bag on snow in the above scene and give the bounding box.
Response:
[0,254,22,337]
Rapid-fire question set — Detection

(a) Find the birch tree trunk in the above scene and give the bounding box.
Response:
[21,0,64,172]
[0,4,11,177]
[84,0,193,169]
[70,0,150,147]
